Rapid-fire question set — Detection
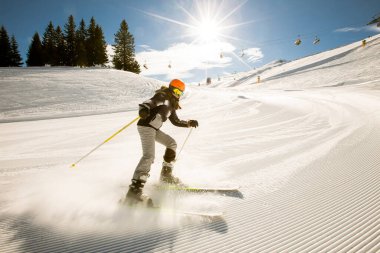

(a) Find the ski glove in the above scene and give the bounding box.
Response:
[188,120,199,128]
[138,104,150,119]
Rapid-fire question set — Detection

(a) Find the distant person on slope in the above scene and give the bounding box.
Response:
[126,79,199,204]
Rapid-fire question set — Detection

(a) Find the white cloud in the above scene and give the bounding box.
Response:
[136,41,236,79]
[244,47,264,63]
[334,25,380,33]
[334,27,362,32]
[106,44,114,67]
[366,24,380,32]
[107,41,264,80]
[139,45,152,50]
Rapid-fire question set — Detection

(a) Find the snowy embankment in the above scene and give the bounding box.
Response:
[1,34,380,252]
[0,68,164,123]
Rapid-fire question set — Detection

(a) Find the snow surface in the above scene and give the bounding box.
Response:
[1,34,380,252]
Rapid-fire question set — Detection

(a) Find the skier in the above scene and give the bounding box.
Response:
[362,39,367,48]
[126,79,199,204]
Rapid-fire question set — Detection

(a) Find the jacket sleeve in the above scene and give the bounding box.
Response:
[169,110,189,128]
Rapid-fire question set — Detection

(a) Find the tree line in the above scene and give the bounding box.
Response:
[0,15,140,73]
[0,26,23,67]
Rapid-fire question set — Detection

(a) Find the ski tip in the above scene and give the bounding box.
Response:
[182,211,225,219]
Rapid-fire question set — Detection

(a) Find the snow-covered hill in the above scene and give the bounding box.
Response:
[0,68,164,122]
[0,34,380,252]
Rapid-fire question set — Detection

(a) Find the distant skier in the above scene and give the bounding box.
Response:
[362,39,367,48]
[126,79,199,204]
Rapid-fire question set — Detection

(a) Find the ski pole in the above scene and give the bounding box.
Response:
[71,116,140,167]
[175,127,194,162]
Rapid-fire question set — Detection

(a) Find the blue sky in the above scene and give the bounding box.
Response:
[1,0,379,83]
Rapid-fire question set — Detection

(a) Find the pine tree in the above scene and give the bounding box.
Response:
[112,20,140,73]
[86,17,97,66]
[76,18,87,67]
[9,35,23,66]
[55,26,66,66]
[0,26,12,67]
[86,17,108,66]
[42,21,57,65]
[26,32,44,66]
[64,15,77,66]
[94,25,108,66]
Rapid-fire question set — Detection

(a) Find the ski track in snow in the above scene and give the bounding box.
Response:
[0,35,380,252]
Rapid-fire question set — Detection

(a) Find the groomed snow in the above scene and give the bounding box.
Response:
[0,34,380,252]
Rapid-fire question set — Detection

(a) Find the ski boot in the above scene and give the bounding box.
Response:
[125,179,153,207]
[160,162,182,185]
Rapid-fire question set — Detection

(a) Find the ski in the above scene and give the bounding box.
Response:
[155,184,240,194]
[153,207,224,219]
[119,196,223,219]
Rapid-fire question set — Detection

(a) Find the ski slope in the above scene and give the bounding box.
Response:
[1,34,380,252]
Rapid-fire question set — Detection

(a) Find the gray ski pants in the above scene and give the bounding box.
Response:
[133,126,177,180]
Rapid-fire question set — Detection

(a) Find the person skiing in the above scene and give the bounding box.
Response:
[126,79,199,204]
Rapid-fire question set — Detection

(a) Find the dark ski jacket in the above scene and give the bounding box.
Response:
[137,87,189,130]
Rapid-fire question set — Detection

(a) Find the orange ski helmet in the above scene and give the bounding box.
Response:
[169,79,185,92]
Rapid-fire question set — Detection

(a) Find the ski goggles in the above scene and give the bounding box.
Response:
[172,88,184,97]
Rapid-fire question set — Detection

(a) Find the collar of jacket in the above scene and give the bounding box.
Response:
[155,86,181,109]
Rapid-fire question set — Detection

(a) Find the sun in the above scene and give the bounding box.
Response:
[191,17,221,43]
[142,0,251,45]
[141,0,254,69]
